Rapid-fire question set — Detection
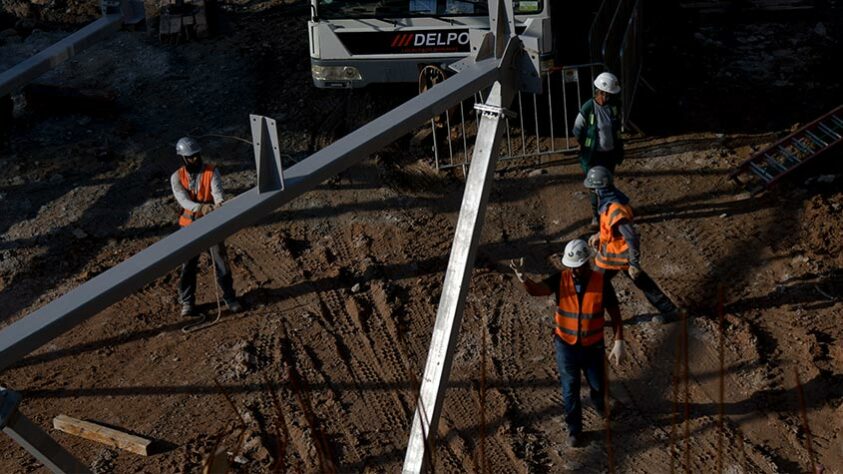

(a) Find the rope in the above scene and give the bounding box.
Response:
[197,133,253,145]
[182,251,224,333]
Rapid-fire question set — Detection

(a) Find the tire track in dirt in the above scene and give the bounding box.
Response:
[613,319,784,472]
[483,289,551,472]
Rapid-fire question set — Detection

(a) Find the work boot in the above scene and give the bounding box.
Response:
[567,433,583,448]
[180,303,195,317]
[225,298,243,313]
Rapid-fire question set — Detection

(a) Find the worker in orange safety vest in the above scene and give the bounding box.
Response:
[171,136,243,317]
[511,239,625,448]
[584,166,678,323]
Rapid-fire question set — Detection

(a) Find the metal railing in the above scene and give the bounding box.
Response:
[589,0,644,127]
[430,63,606,170]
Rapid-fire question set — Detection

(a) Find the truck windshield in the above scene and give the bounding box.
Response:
[317,1,543,19]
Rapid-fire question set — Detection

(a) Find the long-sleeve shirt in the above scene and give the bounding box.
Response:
[523,270,623,340]
[596,188,641,268]
[616,220,640,268]
[170,168,224,213]
[572,101,616,152]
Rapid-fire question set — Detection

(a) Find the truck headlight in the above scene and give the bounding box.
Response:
[312,65,363,81]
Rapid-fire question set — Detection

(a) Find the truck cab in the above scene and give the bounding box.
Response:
[307,0,551,88]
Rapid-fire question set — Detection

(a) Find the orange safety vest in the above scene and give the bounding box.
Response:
[595,202,634,270]
[177,164,216,227]
[554,269,606,346]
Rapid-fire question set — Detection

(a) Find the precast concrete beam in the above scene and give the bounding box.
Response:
[402,38,520,474]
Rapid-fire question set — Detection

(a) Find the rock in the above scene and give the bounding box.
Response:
[351,282,361,293]
[816,175,836,183]
[719,213,728,218]
[72,228,88,239]
[233,455,248,465]
[232,341,255,376]
[528,168,547,177]
[814,22,827,37]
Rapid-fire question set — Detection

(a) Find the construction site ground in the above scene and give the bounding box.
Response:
[1,1,842,472]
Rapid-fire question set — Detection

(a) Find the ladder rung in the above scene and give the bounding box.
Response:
[748,162,774,182]
[764,154,789,173]
[776,145,801,165]
[805,130,828,147]
[830,115,843,129]
[818,122,841,140]
[792,138,813,155]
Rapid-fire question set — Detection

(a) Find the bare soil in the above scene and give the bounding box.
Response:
[1,1,842,473]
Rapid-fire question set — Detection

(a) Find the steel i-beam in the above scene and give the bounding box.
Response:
[1,388,90,474]
[0,58,500,372]
[0,0,144,98]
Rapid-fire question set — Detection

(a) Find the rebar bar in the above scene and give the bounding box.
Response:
[794,368,817,473]
[717,286,725,473]
[603,355,615,474]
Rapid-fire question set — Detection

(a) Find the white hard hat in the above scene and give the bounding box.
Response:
[562,239,590,268]
[594,72,621,94]
[176,136,202,157]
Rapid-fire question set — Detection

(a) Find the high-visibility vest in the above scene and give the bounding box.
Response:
[554,269,606,346]
[595,202,634,270]
[177,164,215,227]
[577,98,622,164]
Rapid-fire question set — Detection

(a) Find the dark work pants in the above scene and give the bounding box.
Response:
[604,269,677,314]
[553,335,606,436]
[178,243,236,306]
[581,149,622,220]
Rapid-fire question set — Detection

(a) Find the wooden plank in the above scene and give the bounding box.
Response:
[52,415,151,456]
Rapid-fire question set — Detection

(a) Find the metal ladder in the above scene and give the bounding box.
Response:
[730,104,843,194]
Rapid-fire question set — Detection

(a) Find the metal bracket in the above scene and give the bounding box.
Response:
[101,0,145,24]
[100,0,121,15]
[474,103,515,119]
[517,34,542,94]
[0,387,21,429]
[250,114,285,193]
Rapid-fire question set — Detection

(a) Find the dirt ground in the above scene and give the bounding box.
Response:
[1,1,842,473]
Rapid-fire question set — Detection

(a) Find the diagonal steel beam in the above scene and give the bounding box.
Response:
[1,387,89,474]
[0,58,500,372]
[402,35,520,473]
[0,15,123,98]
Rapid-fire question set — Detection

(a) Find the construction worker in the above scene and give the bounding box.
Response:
[511,239,625,448]
[171,136,243,317]
[584,166,678,322]
[573,72,624,226]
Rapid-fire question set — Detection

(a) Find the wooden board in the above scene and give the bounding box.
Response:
[53,415,151,456]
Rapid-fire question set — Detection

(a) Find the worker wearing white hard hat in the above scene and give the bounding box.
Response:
[509,239,625,448]
[573,71,625,228]
[171,137,244,318]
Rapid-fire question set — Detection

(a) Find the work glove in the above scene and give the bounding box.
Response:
[588,232,600,250]
[198,203,214,216]
[508,258,525,283]
[627,265,641,281]
[609,340,626,365]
